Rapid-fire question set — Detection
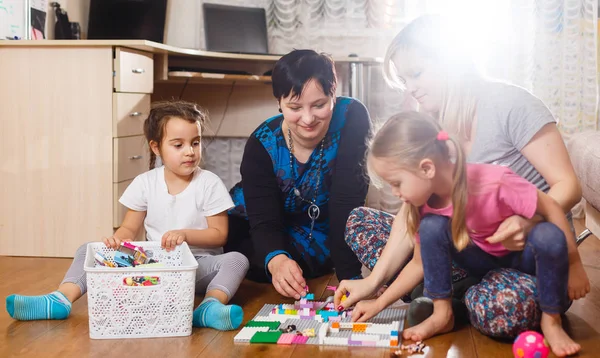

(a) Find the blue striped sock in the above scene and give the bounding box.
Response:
[192,297,243,331]
[6,291,71,321]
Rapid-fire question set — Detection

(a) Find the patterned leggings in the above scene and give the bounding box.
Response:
[344,207,468,283]
[344,207,542,338]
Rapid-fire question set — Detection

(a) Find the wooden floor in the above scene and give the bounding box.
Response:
[2,222,600,357]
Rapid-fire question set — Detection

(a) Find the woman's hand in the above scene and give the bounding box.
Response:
[268,255,307,299]
[351,299,384,322]
[487,215,538,250]
[568,260,590,300]
[102,235,124,250]
[334,278,378,310]
[161,230,187,252]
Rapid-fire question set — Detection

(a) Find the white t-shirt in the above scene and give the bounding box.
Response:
[119,166,234,256]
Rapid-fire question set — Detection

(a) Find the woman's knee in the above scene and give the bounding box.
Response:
[419,215,451,245]
[527,222,568,259]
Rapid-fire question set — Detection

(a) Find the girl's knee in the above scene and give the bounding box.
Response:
[528,222,567,258]
[76,243,92,256]
[225,251,250,272]
[419,215,450,244]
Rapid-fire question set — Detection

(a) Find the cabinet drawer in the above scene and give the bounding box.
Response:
[113,180,133,228]
[113,136,148,182]
[113,93,150,137]
[114,47,153,93]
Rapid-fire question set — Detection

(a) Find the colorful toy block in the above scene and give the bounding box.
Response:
[250,331,283,344]
[277,333,296,345]
[305,293,314,300]
[233,327,270,343]
[292,335,309,344]
[240,302,406,348]
[245,320,281,330]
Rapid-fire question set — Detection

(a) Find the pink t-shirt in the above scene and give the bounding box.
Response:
[418,163,538,256]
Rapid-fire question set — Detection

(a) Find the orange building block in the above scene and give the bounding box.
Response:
[390,339,399,347]
[331,322,340,329]
[352,323,367,332]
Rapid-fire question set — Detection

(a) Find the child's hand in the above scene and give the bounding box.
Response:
[161,230,187,252]
[568,261,590,300]
[334,278,378,311]
[351,299,384,322]
[102,235,124,250]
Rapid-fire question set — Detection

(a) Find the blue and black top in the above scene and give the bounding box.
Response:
[228,97,370,280]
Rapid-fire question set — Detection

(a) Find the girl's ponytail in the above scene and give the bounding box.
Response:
[446,135,469,251]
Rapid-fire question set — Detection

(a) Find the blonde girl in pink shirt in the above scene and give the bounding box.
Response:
[336,111,589,357]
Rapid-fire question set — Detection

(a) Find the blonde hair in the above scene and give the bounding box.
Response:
[383,14,484,143]
[367,111,470,251]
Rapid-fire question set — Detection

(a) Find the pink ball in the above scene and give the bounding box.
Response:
[512,331,550,358]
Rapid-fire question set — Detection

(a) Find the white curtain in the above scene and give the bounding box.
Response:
[269,0,598,135]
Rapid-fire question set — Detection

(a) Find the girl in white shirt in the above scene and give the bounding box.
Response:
[7,101,249,331]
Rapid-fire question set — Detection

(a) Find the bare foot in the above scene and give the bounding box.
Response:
[403,299,454,341]
[541,313,581,357]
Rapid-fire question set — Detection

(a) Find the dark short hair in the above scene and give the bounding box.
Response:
[271,49,337,100]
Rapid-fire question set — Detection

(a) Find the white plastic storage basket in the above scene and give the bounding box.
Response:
[84,242,198,339]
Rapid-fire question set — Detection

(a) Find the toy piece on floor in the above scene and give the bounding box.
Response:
[392,341,426,355]
[512,331,550,358]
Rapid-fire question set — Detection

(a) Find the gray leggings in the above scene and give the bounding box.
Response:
[62,243,249,300]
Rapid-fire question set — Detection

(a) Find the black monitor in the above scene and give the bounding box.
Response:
[88,0,168,43]
[203,4,268,54]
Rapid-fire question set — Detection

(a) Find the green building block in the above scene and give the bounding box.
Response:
[250,331,282,344]
[245,321,281,330]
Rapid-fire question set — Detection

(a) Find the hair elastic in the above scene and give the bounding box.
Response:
[436,130,449,141]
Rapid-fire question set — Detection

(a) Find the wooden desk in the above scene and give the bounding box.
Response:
[0,40,378,257]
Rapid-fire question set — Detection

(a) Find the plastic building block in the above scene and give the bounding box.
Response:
[305,293,315,300]
[233,327,270,343]
[250,331,283,344]
[352,323,367,332]
[245,303,407,347]
[277,333,296,345]
[245,321,281,330]
[292,335,309,344]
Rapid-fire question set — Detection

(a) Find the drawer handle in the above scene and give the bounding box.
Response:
[132,68,145,74]
[128,155,143,160]
[129,112,143,117]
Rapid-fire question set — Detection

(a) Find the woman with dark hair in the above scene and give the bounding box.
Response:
[225,49,371,299]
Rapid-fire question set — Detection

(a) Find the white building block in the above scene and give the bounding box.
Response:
[376,339,391,348]
[351,333,378,342]
[323,337,349,346]
[233,327,269,342]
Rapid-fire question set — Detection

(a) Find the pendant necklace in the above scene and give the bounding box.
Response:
[287,127,325,241]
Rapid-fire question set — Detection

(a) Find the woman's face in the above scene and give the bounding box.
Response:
[280,79,334,144]
[392,48,445,113]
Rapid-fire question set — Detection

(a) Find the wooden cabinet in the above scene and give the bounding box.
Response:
[0,45,152,257]
[0,40,375,257]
